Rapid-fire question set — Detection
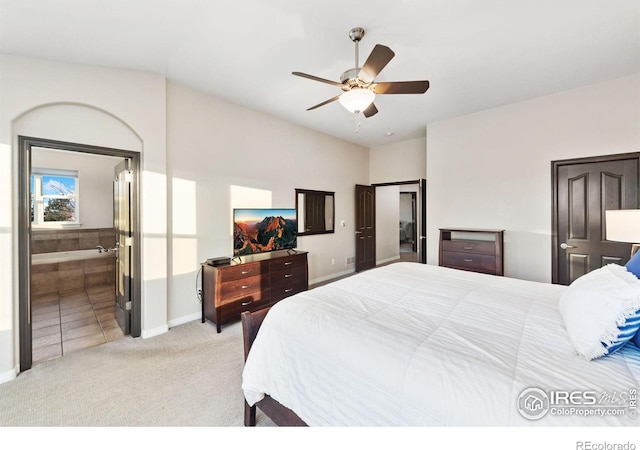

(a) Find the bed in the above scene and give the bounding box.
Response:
[241,262,640,426]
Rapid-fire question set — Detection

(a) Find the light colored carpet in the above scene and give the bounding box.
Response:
[0,308,594,449]
[0,319,273,427]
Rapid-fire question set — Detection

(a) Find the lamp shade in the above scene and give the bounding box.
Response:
[605,209,640,243]
[339,88,375,113]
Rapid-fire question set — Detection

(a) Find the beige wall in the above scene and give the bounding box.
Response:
[165,82,369,322]
[426,73,640,282]
[370,136,426,184]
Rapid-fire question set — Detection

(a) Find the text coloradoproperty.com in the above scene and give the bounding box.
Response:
[552,407,627,416]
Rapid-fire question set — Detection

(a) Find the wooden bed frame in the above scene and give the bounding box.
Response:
[241,307,308,426]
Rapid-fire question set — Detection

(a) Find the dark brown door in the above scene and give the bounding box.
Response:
[553,154,640,285]
[355,184,376,272]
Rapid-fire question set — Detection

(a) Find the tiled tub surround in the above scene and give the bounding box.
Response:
[32,248,116,264]
[31,228,117,295]
[31,254,116,295]
[32,228,116,254]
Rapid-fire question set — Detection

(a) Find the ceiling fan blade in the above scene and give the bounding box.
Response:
[362,103,378,118]
[358,44,395,83]
[292,72,344,88]
[373,80,430,95]
[306,95,341,111]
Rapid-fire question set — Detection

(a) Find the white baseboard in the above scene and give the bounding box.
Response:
[0,367,18,385]
[309,269,354,286]
[168,312,201,328]
[141,324,169,339]
[377,255,400,265]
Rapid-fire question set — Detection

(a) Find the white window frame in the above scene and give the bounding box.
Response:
[31,168,80,228]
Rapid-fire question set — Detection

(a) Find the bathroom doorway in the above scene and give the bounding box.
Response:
[18,136,141,371]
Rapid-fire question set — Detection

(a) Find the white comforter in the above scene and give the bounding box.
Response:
[242,263,640,426]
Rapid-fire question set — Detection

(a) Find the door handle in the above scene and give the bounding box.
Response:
[560,243,576,250]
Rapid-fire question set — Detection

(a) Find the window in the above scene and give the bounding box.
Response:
[31,168,79,227]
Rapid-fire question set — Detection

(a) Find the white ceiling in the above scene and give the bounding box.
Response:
[1,0,639,148]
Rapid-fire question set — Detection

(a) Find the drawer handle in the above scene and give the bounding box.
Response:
[284,261,293,266]
[241,300,252,306]
[241,285,250,289]
[463,247,473,250]
[284,288,294,293]
[284,274,293,278]
[241,270,251,275]
[464,259,473,262]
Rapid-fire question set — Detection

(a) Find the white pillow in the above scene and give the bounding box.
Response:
[559,263,640,360]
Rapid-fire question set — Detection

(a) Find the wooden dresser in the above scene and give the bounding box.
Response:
[439,228,504,276]
[201,250,308,332]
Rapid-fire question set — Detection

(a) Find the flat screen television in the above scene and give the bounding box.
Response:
[233,208,297,256]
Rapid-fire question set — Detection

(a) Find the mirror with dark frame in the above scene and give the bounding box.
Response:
[295,189,335,235]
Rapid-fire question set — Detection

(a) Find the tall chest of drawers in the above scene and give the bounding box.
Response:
[201,250,308,332]
[439,229,504,276]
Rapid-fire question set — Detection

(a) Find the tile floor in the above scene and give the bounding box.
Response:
[31,284,126,364]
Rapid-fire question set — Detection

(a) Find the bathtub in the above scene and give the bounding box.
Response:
[32,248,117,265]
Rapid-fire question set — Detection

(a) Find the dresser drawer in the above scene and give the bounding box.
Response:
[219,261,268,283]
[269,253,307,272]
[220,294,271,322]
[219,274,270,303]
[441,251,496,274]
[271,265,307,300]
[271,281,306,302]
[219,287,271,308]
[270,264,306,285]
[441,239,495,255]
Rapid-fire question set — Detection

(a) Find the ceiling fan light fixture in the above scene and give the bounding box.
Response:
[339,88,375,113]
[293,27,429,119]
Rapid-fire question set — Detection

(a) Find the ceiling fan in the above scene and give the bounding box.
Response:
[293,27,430,118]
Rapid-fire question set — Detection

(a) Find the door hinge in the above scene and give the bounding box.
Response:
[124,170,133,183]
[125,301,132,311]
[125,237,133,247]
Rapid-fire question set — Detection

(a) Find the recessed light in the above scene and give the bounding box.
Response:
[385,131,394,137]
